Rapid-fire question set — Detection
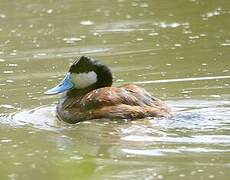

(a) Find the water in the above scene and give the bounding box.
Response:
[0,0,230,179]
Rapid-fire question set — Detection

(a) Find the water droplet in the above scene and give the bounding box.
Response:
[221,43,230,47]
[189,35,200,39]
[8,63,18,67]
[80,20,94,25]
[1,139,12,143]
[13,162,22,166]
[160,22,180,28]
[6,80,14,83]
[47,9,53,14]
[3,71,13,74]
[179,174,185,177]
[136,38,143,41]
[0,14,6,18]
[149,32,158,36]
[157,175,163,179]
[63,37,82,44]
[174,44,182,47]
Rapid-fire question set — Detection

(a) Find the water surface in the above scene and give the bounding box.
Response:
[0,0,230,179]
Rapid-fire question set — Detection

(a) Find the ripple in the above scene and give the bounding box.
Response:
[0,46,112,61]
[132,75,230,85]
[0,100,229,153]
[122,135,230,144]
[122,147,230,157]
[5,106,62,131]
[94,20,188,33]
[0,104,18,110]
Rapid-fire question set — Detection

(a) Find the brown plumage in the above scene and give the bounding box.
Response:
[56,84,171,123]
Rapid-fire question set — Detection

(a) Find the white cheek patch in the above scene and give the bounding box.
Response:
[71,71,97,89]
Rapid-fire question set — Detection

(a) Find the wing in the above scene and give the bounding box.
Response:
[79,84,164,111]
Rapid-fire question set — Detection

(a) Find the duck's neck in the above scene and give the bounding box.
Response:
[58,88,91,112]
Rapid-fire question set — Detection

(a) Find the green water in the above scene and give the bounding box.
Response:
[0,0,230,179]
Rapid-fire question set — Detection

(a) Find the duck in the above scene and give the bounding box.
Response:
[45,56,171,123]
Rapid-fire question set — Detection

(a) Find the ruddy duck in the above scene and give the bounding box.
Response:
[45,56,171,123]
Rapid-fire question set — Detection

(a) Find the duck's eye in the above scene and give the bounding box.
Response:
[70,71,97,89]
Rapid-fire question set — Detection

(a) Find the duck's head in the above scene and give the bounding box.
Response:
[45,56,113,95]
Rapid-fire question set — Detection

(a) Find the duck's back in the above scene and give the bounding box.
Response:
[57,84,171,123]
